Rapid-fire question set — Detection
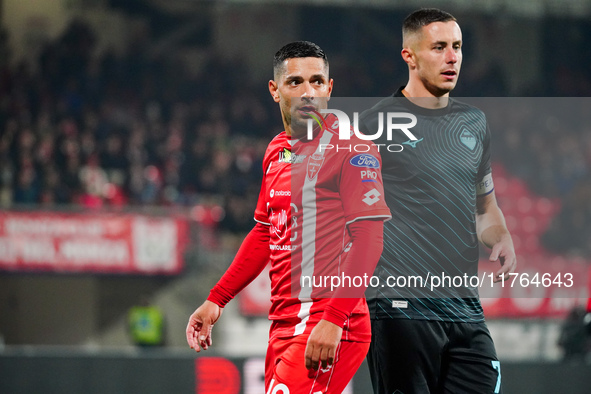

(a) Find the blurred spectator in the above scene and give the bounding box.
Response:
[79,154,108,208]
[557,305,591,362]
[541,178,591,257]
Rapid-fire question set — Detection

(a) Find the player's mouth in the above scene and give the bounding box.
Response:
[298,105,317,115]
[441,70,457,80]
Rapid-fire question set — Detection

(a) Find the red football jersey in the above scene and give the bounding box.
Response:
[254,117,391,342]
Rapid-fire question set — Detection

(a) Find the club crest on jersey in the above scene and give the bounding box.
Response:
[307,154,325,180]
[278,148,306,164]
[460,130,477,150]
[350,154,379,169]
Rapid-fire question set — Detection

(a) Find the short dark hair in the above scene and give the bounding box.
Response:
[403,8,457,39]
[273,41,328,78]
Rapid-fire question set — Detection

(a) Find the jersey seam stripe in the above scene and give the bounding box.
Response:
[345,214,391,226]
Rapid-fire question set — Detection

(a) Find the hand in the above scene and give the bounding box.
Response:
[304,319,343,371]
[186,300,223,352]
[490,235,517,283]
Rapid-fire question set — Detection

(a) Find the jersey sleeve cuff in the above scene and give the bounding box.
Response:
[321,305,349,328]
[207,286,233,308]
[254,217,271,226]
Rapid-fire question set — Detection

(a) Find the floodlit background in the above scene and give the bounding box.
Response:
[0,0,590,393]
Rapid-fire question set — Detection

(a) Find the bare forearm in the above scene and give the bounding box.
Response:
[476,192,517,281]
[479,222,512,250]
[476,197,511,248]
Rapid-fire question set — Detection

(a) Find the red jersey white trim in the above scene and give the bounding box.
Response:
[254,118,391,341]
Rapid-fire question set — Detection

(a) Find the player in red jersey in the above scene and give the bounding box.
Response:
[186,41,391,393]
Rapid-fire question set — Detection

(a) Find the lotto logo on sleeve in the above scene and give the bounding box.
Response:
[362,188,381,206]
[349,154,379,169]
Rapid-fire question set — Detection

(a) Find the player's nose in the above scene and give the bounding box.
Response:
[301,82,315,99]
[446,47,458,63]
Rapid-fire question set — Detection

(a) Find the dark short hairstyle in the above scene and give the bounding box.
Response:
[273,41,328,77]
[403,8,457,40]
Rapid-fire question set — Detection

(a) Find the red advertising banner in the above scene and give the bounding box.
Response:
[0,211,189,274]
[480,254,590,318]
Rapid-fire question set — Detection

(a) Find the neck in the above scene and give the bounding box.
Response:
[286,122,310,140]
[283,117,292,137]
[402,81,450,109]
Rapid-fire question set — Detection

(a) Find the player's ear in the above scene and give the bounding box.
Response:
[327,78,334,100]
[401,48,415,67]
[269,80,280,103]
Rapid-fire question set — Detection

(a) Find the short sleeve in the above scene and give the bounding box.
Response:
[339,148,391,224]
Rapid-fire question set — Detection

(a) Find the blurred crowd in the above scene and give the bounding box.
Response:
[487,100,591,258]
[0,21,274,235]
[0,19,590,255]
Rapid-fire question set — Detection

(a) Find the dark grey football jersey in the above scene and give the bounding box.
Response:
[362,88,492,322]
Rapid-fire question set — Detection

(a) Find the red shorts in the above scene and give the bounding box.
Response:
[265,334,369,394]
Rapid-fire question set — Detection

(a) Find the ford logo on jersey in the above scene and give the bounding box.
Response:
[350,154,380,169]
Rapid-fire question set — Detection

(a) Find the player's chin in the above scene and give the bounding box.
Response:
[290,118,310,136]
[433,84,454,96]
[439,79,458,91]
[291,115,309,128]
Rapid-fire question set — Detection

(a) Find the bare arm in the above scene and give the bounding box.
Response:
[476,191,516,282]
[186,222,270,352]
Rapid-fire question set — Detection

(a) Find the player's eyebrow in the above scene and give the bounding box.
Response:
[284,75,303,83]
[310,73,326,80]
[284,74,326,83]
[432,40,462,47]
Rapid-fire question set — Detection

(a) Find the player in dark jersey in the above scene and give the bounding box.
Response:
[186,41,391,393]
[360,9,517,394]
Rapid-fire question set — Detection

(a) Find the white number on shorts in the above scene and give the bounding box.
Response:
[267,379,290,394]
[491,360,501,393]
